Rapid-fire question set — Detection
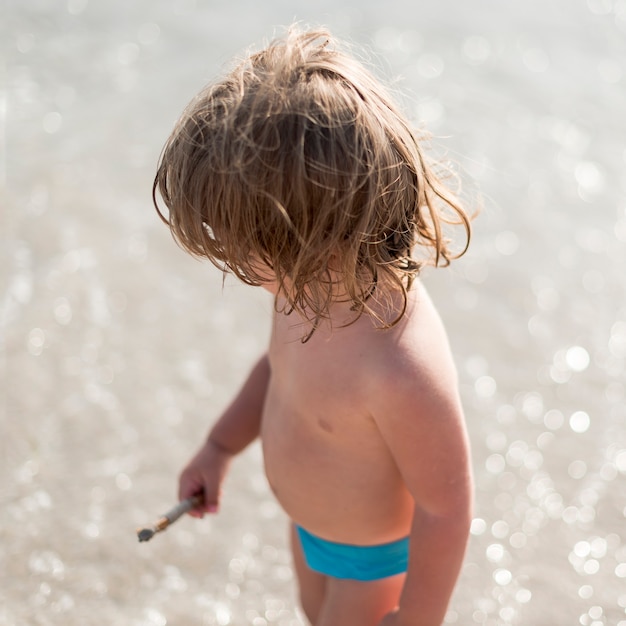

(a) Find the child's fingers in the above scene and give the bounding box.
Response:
[198,485,220,514]
[179,476,220,517]
[180,490,205,518]
[188,496,206,518]
[178,476,206,517]
[178,442,230,517]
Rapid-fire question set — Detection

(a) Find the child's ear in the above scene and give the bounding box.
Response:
[327,251,342,272]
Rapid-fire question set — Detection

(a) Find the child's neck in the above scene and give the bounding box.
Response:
[276,283,413,339]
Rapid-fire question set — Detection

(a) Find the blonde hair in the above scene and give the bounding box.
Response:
[154,26,471,336]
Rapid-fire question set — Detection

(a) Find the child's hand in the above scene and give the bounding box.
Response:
[178,439,233,518]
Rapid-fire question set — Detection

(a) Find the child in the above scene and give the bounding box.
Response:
[153,26,473,626]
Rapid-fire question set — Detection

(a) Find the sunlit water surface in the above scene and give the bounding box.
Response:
[2,1,626,625]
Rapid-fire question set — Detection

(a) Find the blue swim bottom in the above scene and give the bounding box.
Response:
[295,525,409,581]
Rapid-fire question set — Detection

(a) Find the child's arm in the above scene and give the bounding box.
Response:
[178,353,270,517]
[370,355,473,626]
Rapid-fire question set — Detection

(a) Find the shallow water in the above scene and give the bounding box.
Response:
[2,1,626,625]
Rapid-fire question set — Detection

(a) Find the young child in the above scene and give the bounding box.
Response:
[153,26,473,626]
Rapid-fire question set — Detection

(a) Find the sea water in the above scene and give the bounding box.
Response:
[2,1,625,624]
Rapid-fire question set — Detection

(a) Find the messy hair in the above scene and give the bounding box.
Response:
[154,26,471,336]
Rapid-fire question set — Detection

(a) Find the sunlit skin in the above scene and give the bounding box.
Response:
[179,272,473,626]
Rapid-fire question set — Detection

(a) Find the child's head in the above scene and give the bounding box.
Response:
[154,26,470,330]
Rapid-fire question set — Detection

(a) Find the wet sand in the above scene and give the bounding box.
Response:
[2,1,626,624]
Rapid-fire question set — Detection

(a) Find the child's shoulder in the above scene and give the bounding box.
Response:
[365,281,457,389]
[359,282,462,433]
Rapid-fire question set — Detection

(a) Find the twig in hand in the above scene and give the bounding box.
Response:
[136,495,203,542]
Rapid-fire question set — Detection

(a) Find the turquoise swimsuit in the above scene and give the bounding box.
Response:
[295,525,410,581]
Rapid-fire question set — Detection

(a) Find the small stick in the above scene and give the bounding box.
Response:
[137,495,203,542]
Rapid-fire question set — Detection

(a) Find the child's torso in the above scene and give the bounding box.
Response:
[261,281,449,545]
